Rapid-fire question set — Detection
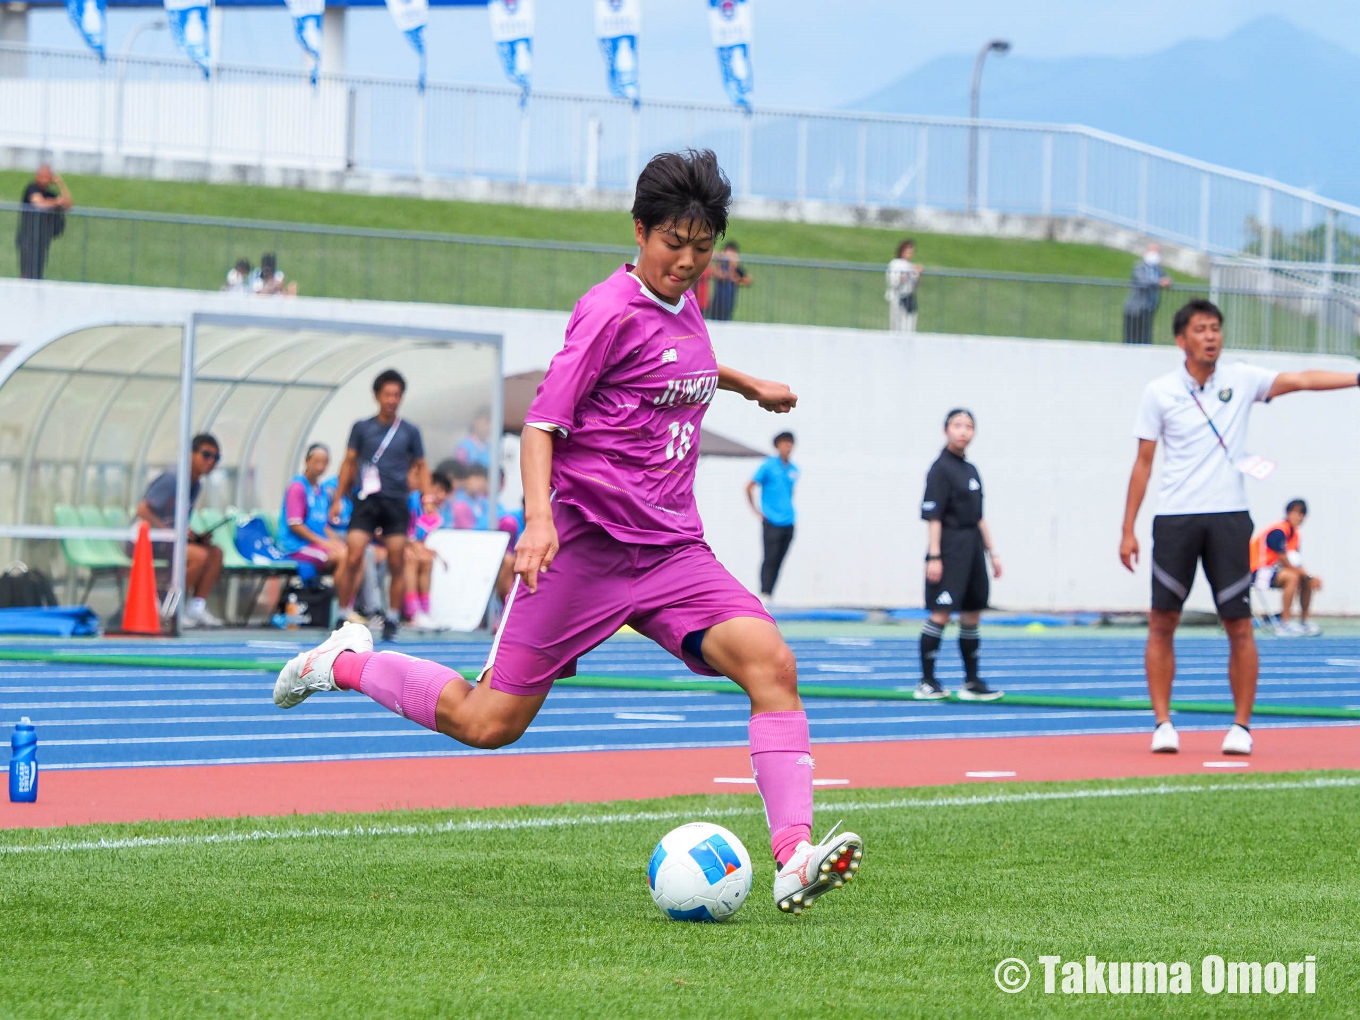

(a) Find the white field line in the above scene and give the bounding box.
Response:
[2,775,1356,856]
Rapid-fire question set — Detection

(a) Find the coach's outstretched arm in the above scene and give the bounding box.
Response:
[717,364,797,413]
[1267,371,1360,400]
[1120,439,1158,572]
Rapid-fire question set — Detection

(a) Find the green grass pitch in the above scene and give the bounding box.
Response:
[2,771,1357,1018]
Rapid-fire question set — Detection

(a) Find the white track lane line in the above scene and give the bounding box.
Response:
[3,775,1355,856]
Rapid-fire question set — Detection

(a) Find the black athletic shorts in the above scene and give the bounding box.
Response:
[1150,511,1253,619]
[349,494,410,539]
[925,526,989,613]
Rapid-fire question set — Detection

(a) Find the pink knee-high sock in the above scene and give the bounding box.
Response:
[749,710,814,865]
[333,650,456,732]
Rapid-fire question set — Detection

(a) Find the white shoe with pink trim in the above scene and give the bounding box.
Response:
[772,823,863,915]
[273,622,373,709]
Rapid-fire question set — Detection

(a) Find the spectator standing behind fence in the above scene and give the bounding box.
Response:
[250,253,298,296]
[1122,244,1171,344]
[885,239,921,333]
[223,259,252,293]
[746,431,799,604]
[15,165,73,280]
[706,241,750,321]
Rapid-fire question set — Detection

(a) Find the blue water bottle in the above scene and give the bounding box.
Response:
[9,717,37,803]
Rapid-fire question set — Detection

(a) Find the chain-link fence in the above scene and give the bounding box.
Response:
[5,204,1358,353]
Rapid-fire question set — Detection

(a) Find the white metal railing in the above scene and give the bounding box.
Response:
[2,41,1359,265]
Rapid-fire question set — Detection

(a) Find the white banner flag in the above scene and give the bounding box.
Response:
[595,0,640,106]
[708,0,753,111]
[285,0,324,85]
[385,0,428,90]
[489,0,533,107]
[164,0,211,77]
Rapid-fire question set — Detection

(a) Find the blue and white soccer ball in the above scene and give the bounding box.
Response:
[647,822,753,922]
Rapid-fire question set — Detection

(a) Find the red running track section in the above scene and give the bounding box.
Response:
[4,726,1358,830]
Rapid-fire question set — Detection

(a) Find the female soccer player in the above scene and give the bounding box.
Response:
[274,150,862,915]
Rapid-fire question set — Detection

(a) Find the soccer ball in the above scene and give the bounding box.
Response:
[647,822,753,921]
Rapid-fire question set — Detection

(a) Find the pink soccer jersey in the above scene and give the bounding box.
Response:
[525,265,720,544]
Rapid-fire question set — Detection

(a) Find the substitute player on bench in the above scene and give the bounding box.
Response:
[273,149,863,916]
[916,409,1003,702]
[1251,499,1322,636]
[1120,299,1358,756]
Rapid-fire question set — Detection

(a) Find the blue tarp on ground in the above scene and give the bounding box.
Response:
[0,606,101,636]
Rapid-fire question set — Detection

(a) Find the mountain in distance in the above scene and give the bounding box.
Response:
[848,16,1360,207]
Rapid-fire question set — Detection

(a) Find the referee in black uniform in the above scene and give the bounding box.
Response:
[917,409,1003,701]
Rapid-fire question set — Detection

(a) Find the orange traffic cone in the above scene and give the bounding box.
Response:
[120,520,161,636]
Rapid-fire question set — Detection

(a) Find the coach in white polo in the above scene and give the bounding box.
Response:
[1120,298,1358,757]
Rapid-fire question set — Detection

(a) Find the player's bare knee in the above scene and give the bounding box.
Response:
[769,643,798,694]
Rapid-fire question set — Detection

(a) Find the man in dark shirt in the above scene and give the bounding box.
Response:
[917,409,1004,701]
[132,433,225,628]
[331,369,431,640]
[705,241,751,321]
[15,165,74,280]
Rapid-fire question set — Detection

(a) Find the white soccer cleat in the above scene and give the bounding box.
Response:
[1150,720,1180,754]
[273,621,373,709]
[1221,723,1253,756]
[773,823,863,915]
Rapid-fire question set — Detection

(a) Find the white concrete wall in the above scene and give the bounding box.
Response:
[4,278,1357,613]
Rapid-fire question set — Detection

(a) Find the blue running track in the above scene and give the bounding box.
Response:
[3,634,1358,771]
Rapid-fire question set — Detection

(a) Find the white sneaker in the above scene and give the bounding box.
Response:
[411,611,438,632]
[1151,720,1180,754]
[1301,620,1322,637]
[1222,723,1253,756]
[183,605,225,629]
[1277,620,1306,637]
[772,824,863,915]
[273,622,373,709]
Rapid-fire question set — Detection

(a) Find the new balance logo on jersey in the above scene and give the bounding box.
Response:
[968,478,980,491]
[921,500,937,511]
[661,348,678,364]
[796,754,815,769]
[935,592,953,606]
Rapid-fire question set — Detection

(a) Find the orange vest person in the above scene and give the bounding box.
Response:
[1250,518,1300,574]
[1251,499,1321,635]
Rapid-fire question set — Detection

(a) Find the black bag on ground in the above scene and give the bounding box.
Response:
[0,563,60,609]
[275,578,335,629]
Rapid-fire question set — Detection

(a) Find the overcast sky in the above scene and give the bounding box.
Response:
[28,0,1360,108]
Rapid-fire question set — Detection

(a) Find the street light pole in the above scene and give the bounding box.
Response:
[967,38,1010,214]
[114,18,168,158]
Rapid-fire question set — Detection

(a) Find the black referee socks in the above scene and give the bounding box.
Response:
[959,626,981,683]
[919,621,944,682]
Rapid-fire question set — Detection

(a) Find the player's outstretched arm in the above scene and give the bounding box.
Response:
[515,426,559,593]
[1268,371,1360,400]
[1120,439,1157,572]
[717,364,797,413]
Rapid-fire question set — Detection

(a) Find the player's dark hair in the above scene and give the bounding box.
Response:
[631,149,731,240]
[1172,299,1223,337]
[373,369,406,395]
[466,463,489,479]
[724,241,740,252]
[897,238,916,258]
[305,443,329,460]
[191,433,220,455]
[431,472,452,492]
[434,458,471,483]
[773,431,794,447]
[1286,499,1308,515]
[944,409,974,428]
